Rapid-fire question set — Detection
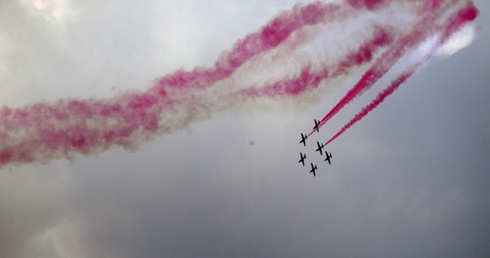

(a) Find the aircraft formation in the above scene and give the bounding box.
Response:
[298,119,333,177]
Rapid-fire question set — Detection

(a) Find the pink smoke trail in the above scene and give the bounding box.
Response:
[325,3,478,145]
[307,0,467,137]
[153,1,344,93]
[0,0,478,168]
[241,26,393,98]
[0,0,355,167]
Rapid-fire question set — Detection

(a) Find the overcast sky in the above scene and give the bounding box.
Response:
[1,0,489,257]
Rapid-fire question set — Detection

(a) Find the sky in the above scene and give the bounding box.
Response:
[0,0,489,257]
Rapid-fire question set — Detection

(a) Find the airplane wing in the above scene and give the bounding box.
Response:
[316,142,324,155]
[309,163,317,176]
[324,152,332,165]
[298,153,306,166]
[313,119,320,132]
[300,133,307,146]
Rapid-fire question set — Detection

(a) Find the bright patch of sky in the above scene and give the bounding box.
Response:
[438,24,476,56]
[414,24,476,60]
[19,0,72,22]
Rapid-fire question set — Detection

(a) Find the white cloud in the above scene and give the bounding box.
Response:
[438,24,476,57]
[19,0,73,22]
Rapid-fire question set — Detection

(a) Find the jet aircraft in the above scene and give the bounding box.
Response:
[309,163,318,177]
[313,119,320,132]
[324,151,333,165]
[299,133,308,146]
[298,153,306,166]
[315,141,325,155]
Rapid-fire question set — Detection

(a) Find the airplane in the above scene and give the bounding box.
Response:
[313,119,321,132]
[298,153,306,166]
[299,133,308,146]
[324,151,333,165]
[315,141,325,156]
[309,163,317,177]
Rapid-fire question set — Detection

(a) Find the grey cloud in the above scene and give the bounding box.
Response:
[1,0,489,257]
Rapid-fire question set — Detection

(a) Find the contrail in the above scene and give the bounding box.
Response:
[241,27,393,98]
[0,0,478,167]
[1,1,344,166]
[324,2,478,145]
[308,0,474,136]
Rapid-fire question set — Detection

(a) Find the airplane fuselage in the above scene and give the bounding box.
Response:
[315,141,324,155]
[309,163,317,176]
[324,152,333,165]
[298,153,306,166]
[300,133,307,146]
[313,119,320,132]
